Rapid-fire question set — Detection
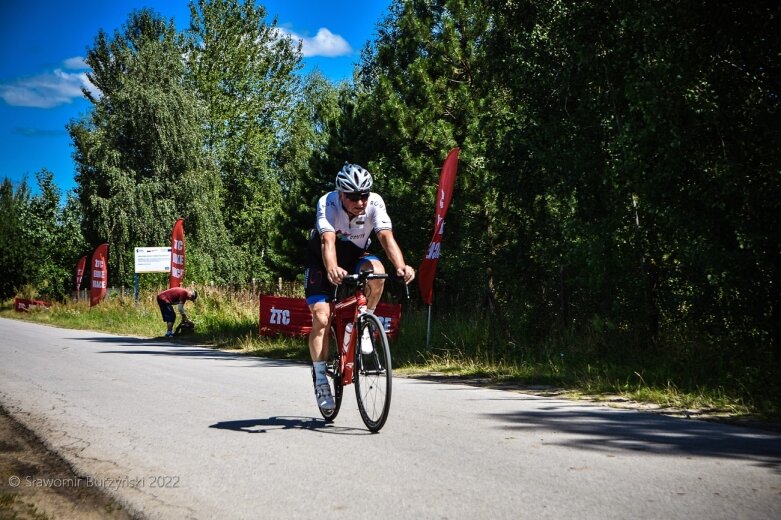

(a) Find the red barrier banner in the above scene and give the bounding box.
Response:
[170,218,185,288]
[418,147,460,305]
[74,255,87,291]
[258,296,402,340]
[258,296,314,337]
[90,243,108,307]
[14,298,52,312]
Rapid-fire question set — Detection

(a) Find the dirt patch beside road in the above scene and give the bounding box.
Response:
[0,406,136,520]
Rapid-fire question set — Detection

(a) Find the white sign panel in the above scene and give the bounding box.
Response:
[134,247,171,273]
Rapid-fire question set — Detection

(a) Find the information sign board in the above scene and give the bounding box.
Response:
[134,247,171,273]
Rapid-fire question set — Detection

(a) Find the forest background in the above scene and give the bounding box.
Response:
[1,1,779,413]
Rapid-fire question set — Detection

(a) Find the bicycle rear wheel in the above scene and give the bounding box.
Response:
[317,325,343,421]
[354,313,392,432]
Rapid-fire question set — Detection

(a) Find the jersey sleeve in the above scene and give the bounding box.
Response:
[369,194,393,233]
[315,192,337,234]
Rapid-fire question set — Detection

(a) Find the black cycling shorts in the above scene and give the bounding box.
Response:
[304,254,380,305]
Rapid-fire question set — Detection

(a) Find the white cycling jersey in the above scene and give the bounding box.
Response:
[315,191,392,250]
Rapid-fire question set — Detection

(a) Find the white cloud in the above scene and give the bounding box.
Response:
[0,65,98,109]
[279,27,352,58]
[63,56,89,70]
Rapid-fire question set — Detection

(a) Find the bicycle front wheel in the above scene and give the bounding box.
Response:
[354,313,392,432]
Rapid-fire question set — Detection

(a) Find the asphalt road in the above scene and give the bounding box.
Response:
[1,317,780,519]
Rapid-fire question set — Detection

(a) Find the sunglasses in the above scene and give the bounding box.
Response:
[344,191,370,201]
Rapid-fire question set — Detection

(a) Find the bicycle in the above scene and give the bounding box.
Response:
[314,270,395,432]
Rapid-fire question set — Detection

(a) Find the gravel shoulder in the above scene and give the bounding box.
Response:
[0,406,137,520]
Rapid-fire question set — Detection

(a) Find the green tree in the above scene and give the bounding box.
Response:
[483,0,781,364]
[276,70,345,278]
[0,172,87,300]
[0,178,31,299]
[185,0,303,280]
[69,8,231,286]
[347,0,780,370]
[352,0,505,311]
[25,170,69,299]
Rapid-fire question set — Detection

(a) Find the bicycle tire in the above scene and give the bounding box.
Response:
[354,313,392,432]
[317,325,343,421]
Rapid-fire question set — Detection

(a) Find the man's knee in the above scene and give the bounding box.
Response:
[362,258,385,274]
[310,304,331,330]
[365,261,386,303]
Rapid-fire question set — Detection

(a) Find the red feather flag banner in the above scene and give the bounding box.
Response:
[74,255,87,292]
[418,148,460,349]
[170,218,185,288]
[89,243,108,307]
[418,147,460,306]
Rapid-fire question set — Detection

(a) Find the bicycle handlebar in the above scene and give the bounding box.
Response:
[342,272,389,284]
[332,271,410,301]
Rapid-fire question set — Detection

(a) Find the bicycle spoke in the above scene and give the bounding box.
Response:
[354,313,392,432]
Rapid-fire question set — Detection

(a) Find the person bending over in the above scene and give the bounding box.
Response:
[157,287,197,338]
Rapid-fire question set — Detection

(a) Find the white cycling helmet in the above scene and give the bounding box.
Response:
[335,162,373,193]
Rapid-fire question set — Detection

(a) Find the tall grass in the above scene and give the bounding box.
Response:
[392,305,775,416]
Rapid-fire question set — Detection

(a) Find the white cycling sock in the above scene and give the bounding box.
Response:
[313,361,328,385]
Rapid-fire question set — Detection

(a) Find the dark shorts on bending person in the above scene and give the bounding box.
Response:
[157,298,176,323]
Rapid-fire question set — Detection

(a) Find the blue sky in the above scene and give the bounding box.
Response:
[0,0,391,195]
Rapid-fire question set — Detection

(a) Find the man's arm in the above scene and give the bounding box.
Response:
[377,230,416,283]
[320,231,347,285]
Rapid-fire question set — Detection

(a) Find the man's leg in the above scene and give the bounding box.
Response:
[159,300,175,338]
[361,258,386,311]
[308,301,331,361]
[359,259,386,354]
[309,301,334,410]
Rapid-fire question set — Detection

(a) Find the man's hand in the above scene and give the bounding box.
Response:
[327,266,348,285]
[396,265,416,284]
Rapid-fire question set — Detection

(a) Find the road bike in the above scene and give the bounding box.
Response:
[314,270,394,432]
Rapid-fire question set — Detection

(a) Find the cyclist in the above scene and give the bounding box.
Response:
[304,162,415,410]
[157,287,197,338]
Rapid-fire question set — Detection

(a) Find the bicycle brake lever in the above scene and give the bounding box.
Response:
[388,272,411,301]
